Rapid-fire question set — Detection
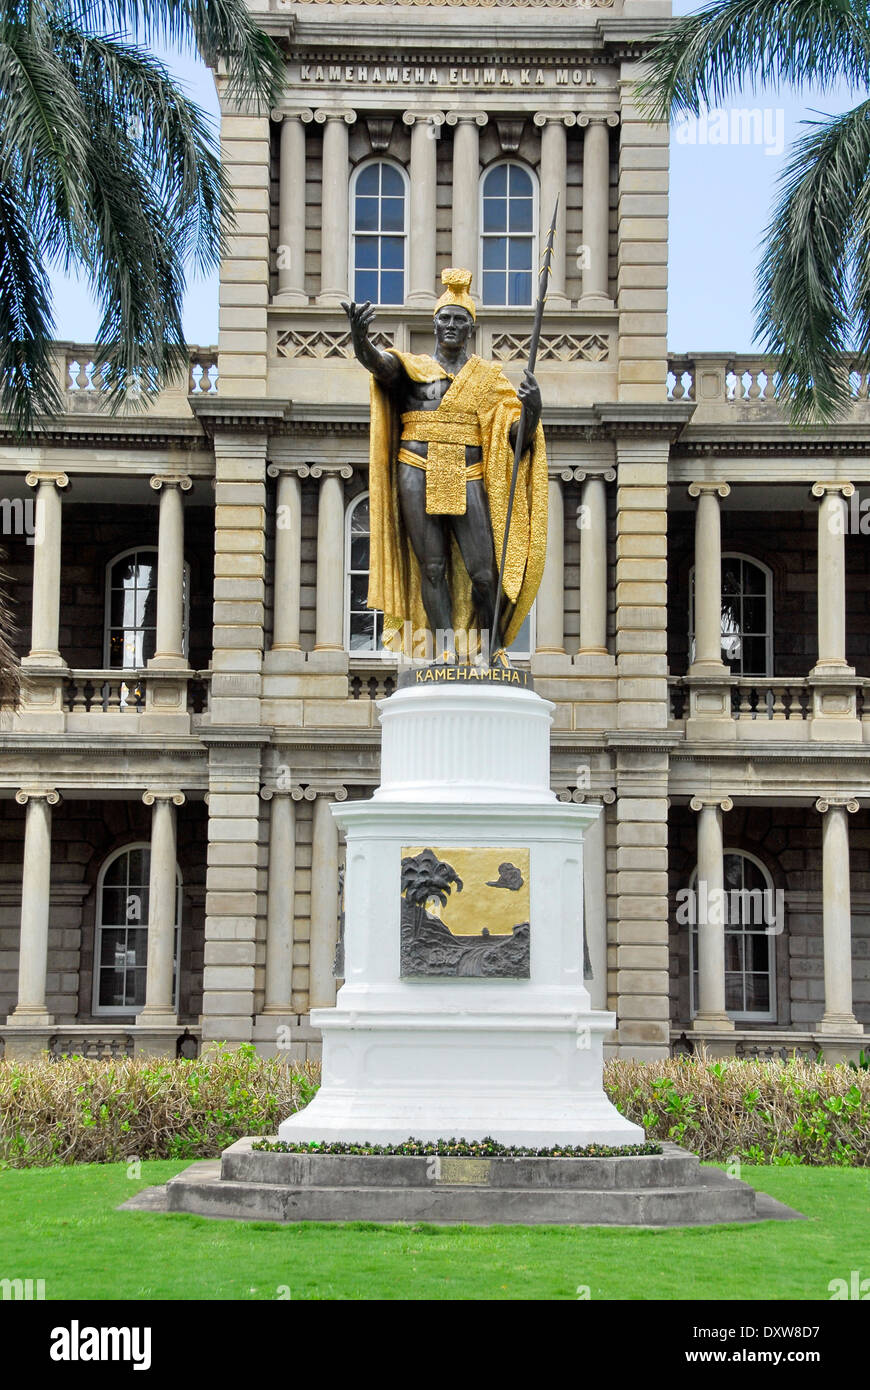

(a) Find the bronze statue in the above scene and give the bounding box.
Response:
[342,268,548,659]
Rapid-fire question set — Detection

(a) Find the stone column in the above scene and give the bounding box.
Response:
[309,789,345,1009]
[314,467,350,651]
[815,798,863,1034]
[534,474,566,656]
[404,111,442,305]
[315,108,356,306]
[268,467,302,651]
[811,482,854,674]
[260,786,297,1014]
[7,788,60,1024]
[578,474,611,658]
[148,474,192,669]
[137,790,184,1025]
[578,114,619,309]
[688,482,730,673]
[274,109,313,304]
[690,796,734,1033]
[22,472,68,668]
[446,112,487,288]
[534,113,573,307]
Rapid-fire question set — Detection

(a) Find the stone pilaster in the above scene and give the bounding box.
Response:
[615,440,669,729]
[809,482,861,739]
[202,742,267,1047]
[218,108,270,395]
[314,467,349,653]
[403,111,443,305]
[7,787,60,1025]
[251,784,298,1048]
[534,112,574,307]
[315,108,356,305]
[617,60,670,403]
[446,112,487,292]
[614,753,670,1059]
[815,798,863,1036]
[578,114,618,308]
[689,796,735,1036]
[137,790,184,1027]
[531,473,568,672]
[211,434,267,726]
[274,109,313,304]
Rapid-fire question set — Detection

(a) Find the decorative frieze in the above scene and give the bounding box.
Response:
[491,333,610,363]
[276,329,394,359]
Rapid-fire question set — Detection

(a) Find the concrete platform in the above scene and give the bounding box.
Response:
[126,1138,805,1227]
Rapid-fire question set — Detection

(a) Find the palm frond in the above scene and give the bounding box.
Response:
[637,0,870,122]
[56,0,285,107]
[754,98,870,421]
[0,178,63,432]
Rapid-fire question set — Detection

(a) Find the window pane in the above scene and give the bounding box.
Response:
[741,636,767,675]
[356,164,379,196]
[508,237,532,270]
[350,573,368,609]
[355,197,379,232]
[381,198,404,232]
[349,612,375,650]
[482,199,507,234]
[745,975,770,1011]
[509,199,533,234]
[741,562,767,596]
[381,236,404,270]
[355,238,378,270]
[724,933,743,972]
[484,164,507,197]
[350,536,369,571]
[380,271,404,304]
[355,270,378,302]
[509,164,532,197]
[482,271,506,305]
[351,499,370,534]
[381,165,403,197]
[747,933,771,972]
[482,237,507,271]
[722,560,741,595]
[724,974,744,1011]
[507,271,532,305]
[742,598,767,634]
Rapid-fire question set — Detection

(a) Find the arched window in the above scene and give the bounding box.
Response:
[345,492,535,658]
[480,162,537,307]
[689,554,773,676]
[104,548,190,668]
[93,843,182,1015]
[350,160,408,305]
[345,494,384,652]
[688,850,777,1022]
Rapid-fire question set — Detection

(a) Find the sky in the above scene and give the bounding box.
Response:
[47,3,860,354]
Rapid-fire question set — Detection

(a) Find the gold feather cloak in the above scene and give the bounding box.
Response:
[366,350,547,655]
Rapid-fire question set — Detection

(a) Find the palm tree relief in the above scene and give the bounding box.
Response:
[400,847,530,978]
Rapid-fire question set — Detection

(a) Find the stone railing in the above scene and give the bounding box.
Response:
[669,677,810,723]
[55,343,218,419]
[61,669,211,717]
[349,658,398,702]
[667,353,870,422]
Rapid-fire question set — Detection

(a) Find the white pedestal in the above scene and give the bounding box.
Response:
[279,682,642,1146]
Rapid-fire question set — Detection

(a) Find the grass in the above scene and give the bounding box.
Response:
[1,1161,867,1300]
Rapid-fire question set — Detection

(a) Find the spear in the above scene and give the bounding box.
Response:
[490,194,559,662]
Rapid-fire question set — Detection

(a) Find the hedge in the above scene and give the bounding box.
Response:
[0,1046,867,1168]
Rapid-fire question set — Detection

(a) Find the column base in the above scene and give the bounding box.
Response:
[578,294,615,312]
[135,1010,178,1029]
[406,291,437,308]
[21,652,66,670]
[6,1008,54,1026]
[574,650,617,675]
[817,1014,864,1036]
[530,650,572,676]
[316,290,349,307]
[272,289,309,306]
[147,655,190,672]
[809,661,855,678]
[690,1015,734,1034]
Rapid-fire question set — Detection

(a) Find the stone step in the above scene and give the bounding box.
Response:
[160,1141,796,1227]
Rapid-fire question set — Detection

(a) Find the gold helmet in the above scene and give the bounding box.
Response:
[433,267,475,321]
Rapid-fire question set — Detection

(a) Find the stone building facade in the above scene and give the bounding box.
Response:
[0,0,867,1063]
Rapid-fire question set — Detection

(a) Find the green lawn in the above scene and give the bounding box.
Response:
[0,1161,866,1300]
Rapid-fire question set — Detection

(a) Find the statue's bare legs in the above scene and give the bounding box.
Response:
[398,463,499,647]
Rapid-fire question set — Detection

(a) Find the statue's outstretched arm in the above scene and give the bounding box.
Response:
[341,300,403,387]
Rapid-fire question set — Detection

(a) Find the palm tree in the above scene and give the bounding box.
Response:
[0,0,284,433]
[639,0,870,422]
[401,850,463,936]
